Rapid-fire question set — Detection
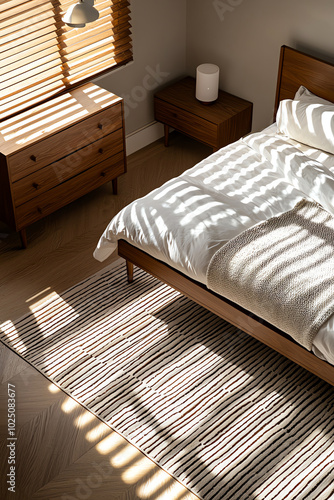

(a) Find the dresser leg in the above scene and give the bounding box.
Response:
[164,124,169,147]
[112,178,118,195]
[19,229,27,249]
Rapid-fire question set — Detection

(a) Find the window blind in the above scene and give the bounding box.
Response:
[0,0,132,121]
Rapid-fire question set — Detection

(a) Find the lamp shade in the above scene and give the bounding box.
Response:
[195,64,220,103]
[63,0,99,28]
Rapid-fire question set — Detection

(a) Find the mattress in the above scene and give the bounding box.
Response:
[94,124,334,365]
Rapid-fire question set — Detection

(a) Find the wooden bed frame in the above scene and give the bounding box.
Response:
[118,45,334,386]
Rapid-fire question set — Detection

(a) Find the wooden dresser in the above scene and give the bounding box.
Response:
[0,83,126,247]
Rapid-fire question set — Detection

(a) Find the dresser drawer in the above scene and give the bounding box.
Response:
[15,151,125,229]
[9,103,122,182]
[154,99,218,147]
[12,128,124,207]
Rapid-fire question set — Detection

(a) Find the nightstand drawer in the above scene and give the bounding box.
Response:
[155,99,218,147]
[9,104,122,182]
[15,151,125,229]
[12,128,124,207]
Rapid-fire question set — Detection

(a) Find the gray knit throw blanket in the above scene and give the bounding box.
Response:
[207,199,334,350]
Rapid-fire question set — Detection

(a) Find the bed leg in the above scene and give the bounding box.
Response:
[126,261,134,283]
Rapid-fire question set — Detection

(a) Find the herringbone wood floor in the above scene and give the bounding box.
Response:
[0,133,210,500]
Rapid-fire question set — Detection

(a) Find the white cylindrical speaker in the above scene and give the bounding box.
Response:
[195,64,220,103]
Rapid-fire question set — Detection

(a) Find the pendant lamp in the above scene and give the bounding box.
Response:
[63,0,99,28]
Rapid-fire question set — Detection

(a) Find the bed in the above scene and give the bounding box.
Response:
[94,45,334,386]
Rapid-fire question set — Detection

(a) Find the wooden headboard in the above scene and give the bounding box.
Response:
[274,45,334,119]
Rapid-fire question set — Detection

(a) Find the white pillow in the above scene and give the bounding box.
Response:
[294,86,333,106]
[277,89,334,154]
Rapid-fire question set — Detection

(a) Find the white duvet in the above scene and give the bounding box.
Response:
[94,124,334,365]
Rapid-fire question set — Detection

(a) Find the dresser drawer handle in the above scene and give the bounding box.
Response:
[30,155,37,162]
[98,148,104,154]
[100,171,106,177]
[37,206,43,214]
[32,182,39,190]
[98,123,103,130]
[172,112,178,118]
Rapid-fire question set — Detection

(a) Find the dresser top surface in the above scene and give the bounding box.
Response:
[0,83,122,156]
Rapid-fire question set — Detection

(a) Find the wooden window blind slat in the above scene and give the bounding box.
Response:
[61,27,131,53]
[1,0,52,17]
[65,40,131,72]
[63,33,131,59]
[68,48,132,84]
[0,17,57,46]
[1,64,64,98]
[61,29,131,58]
[0,0,39,14]
[0,25,56,52]
[2,51,62,83]
[61,12,131,42]
[0,0,51,16]
[1,3,53,30]
[0,0,132,121]
[2,38,56,71]
[1,32,58,71]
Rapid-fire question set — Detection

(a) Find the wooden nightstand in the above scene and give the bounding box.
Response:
[154,77,253,151]
[0,83,126,248]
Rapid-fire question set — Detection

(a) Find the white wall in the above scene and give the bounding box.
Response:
[95,0,334,148]
[95,0,187,136]
[186,0,334,132]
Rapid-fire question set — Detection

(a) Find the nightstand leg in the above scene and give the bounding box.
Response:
[112,178,118,195]
[164,124,169,147]
[19,228,27,249]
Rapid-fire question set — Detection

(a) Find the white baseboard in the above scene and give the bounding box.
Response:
[125,121,165,156]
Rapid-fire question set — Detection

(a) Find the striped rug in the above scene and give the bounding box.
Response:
[1,260,334,500]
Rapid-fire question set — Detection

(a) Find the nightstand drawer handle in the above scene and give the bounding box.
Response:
[32,182,39,190]
[30,155,37,162]
[37,206,43,214]
[100,171,106,177]
[98,148,104,154]
[98,123,103,130]
[172,112,178,118]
